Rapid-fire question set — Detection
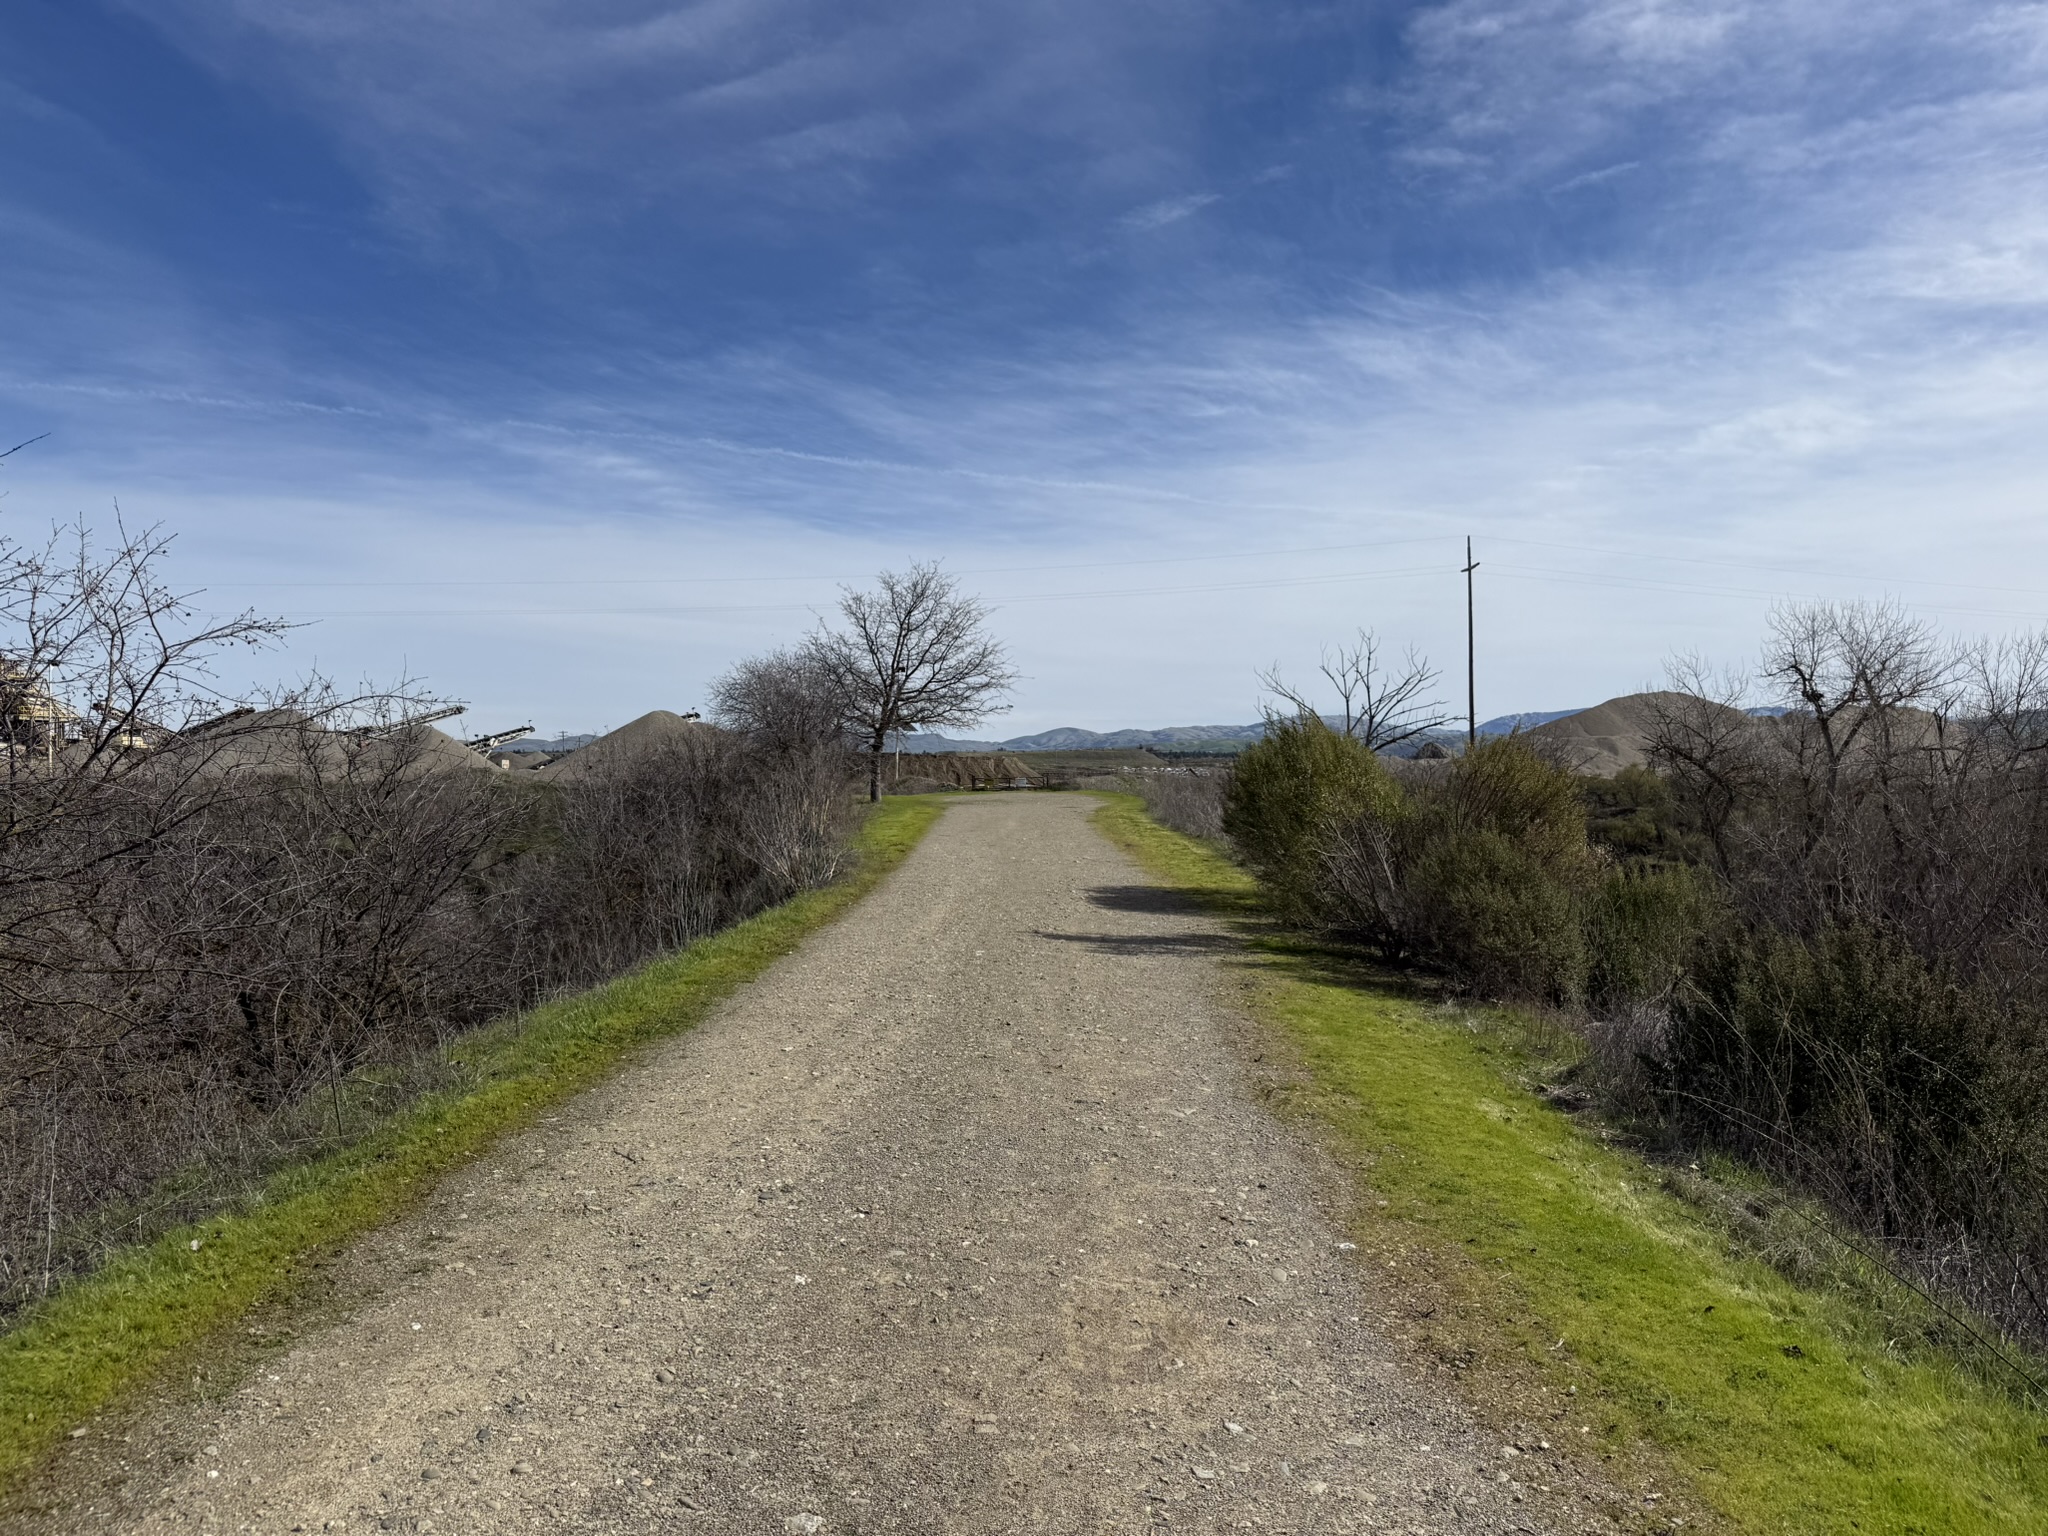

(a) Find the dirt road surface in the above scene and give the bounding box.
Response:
[54,795,1590,1534]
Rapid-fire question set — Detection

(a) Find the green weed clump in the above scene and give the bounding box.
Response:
[0,796,946,1499]
[1095,794,2048,1536]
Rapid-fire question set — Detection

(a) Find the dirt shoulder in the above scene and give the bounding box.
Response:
[27,794,1612,1534]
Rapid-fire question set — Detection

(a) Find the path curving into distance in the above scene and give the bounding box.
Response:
[48,795,1582,1535]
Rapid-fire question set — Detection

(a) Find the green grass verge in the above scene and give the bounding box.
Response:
[0,795,948,1496]
[1092,793,2048,1536]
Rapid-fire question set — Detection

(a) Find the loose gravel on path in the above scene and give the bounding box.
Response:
[53,794,1596,1534]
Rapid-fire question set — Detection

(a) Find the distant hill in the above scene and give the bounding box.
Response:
[897,710,1608,756]
[1521,691,1762,774]
[1477,709,1587,735]
[499,732,599,754]
[894,723,1267,754]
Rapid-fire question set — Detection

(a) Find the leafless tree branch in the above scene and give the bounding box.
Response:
[806,563,1016,801]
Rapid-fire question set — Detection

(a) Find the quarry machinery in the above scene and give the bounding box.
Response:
[346,704,466,740]
[1,659,81,766]
[464,725,535,754]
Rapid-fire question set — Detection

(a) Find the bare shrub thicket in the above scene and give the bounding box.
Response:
[513,729,852,989]
[0,522,856,1314]
[1128,768,1231,841]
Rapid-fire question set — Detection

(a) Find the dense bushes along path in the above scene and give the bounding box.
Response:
[13,795,1573,1535]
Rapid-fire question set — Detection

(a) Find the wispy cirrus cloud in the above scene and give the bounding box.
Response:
[1121,192,1223,231]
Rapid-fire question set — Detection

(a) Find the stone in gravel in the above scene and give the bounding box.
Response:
[784,1515,825,1534]
[510,1460,534,1476]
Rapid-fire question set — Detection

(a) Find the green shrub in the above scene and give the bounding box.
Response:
[1435,735,1596,860]
[1222,715,1404,923]
[1665,922,2048,1265]
[1403,824,1593,1001]
[1583,763,1709,868]
[1398,739,1605,1002]
[1586,862,1723,1010]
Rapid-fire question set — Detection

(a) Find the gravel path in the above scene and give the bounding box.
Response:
[63,795,1582,1534]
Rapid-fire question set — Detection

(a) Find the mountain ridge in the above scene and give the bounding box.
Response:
[893,709,1595,754]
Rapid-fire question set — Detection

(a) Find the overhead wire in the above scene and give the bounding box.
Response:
[197,526,2043,623]
[288,563,1452,620]
[197,534,1458,591]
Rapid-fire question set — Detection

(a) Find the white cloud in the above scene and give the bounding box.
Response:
[120,1,1232,238]
[11,1,2048,730]
[1119,192,1222,232]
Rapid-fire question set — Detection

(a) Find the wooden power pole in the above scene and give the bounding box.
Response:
[1463,535,1479,749]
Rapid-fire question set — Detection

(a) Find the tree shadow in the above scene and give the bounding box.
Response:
[1062,881,1454,994]
[1031,927,1242,956]
[1083,884,1205,916]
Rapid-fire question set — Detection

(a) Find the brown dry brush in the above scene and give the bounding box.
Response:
[1128,767,1231,842]
[0,522,857,1315]
[510,730,853,991]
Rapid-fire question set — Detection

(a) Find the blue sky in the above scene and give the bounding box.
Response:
[4,1,2046,737]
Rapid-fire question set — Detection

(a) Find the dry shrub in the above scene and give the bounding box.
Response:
[511,733,852,989]
[0,522,859,1312]
[1130,767,1231,842]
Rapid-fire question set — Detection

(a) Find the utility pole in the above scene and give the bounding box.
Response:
[1463,535,1480,750]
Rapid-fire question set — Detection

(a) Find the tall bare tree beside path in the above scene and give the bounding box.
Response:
[809,563,1015,802]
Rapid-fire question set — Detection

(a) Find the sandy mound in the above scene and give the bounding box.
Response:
[421,726,501,774]
[1524,691,1746,775]
[540,711,717,780]
[190,712,499,779]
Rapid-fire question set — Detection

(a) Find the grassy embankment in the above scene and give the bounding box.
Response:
[1093,793,2048,1536]
[0,795,948,1497]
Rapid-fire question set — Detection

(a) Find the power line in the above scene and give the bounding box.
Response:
[1487,563,2048,621]
[193,535,1458,591]
[1491,535,2048,601]
[286,562,1453,620]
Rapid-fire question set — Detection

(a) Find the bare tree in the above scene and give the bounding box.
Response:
[807,564,1016,802]
[1258,629,1447,751]
[709,646,848,756]
[1966,630,2048,757]
[1751,599,1959,867]
[1646,654,1770,871]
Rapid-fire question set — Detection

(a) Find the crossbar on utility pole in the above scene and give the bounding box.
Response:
[1463,535,1480,750]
